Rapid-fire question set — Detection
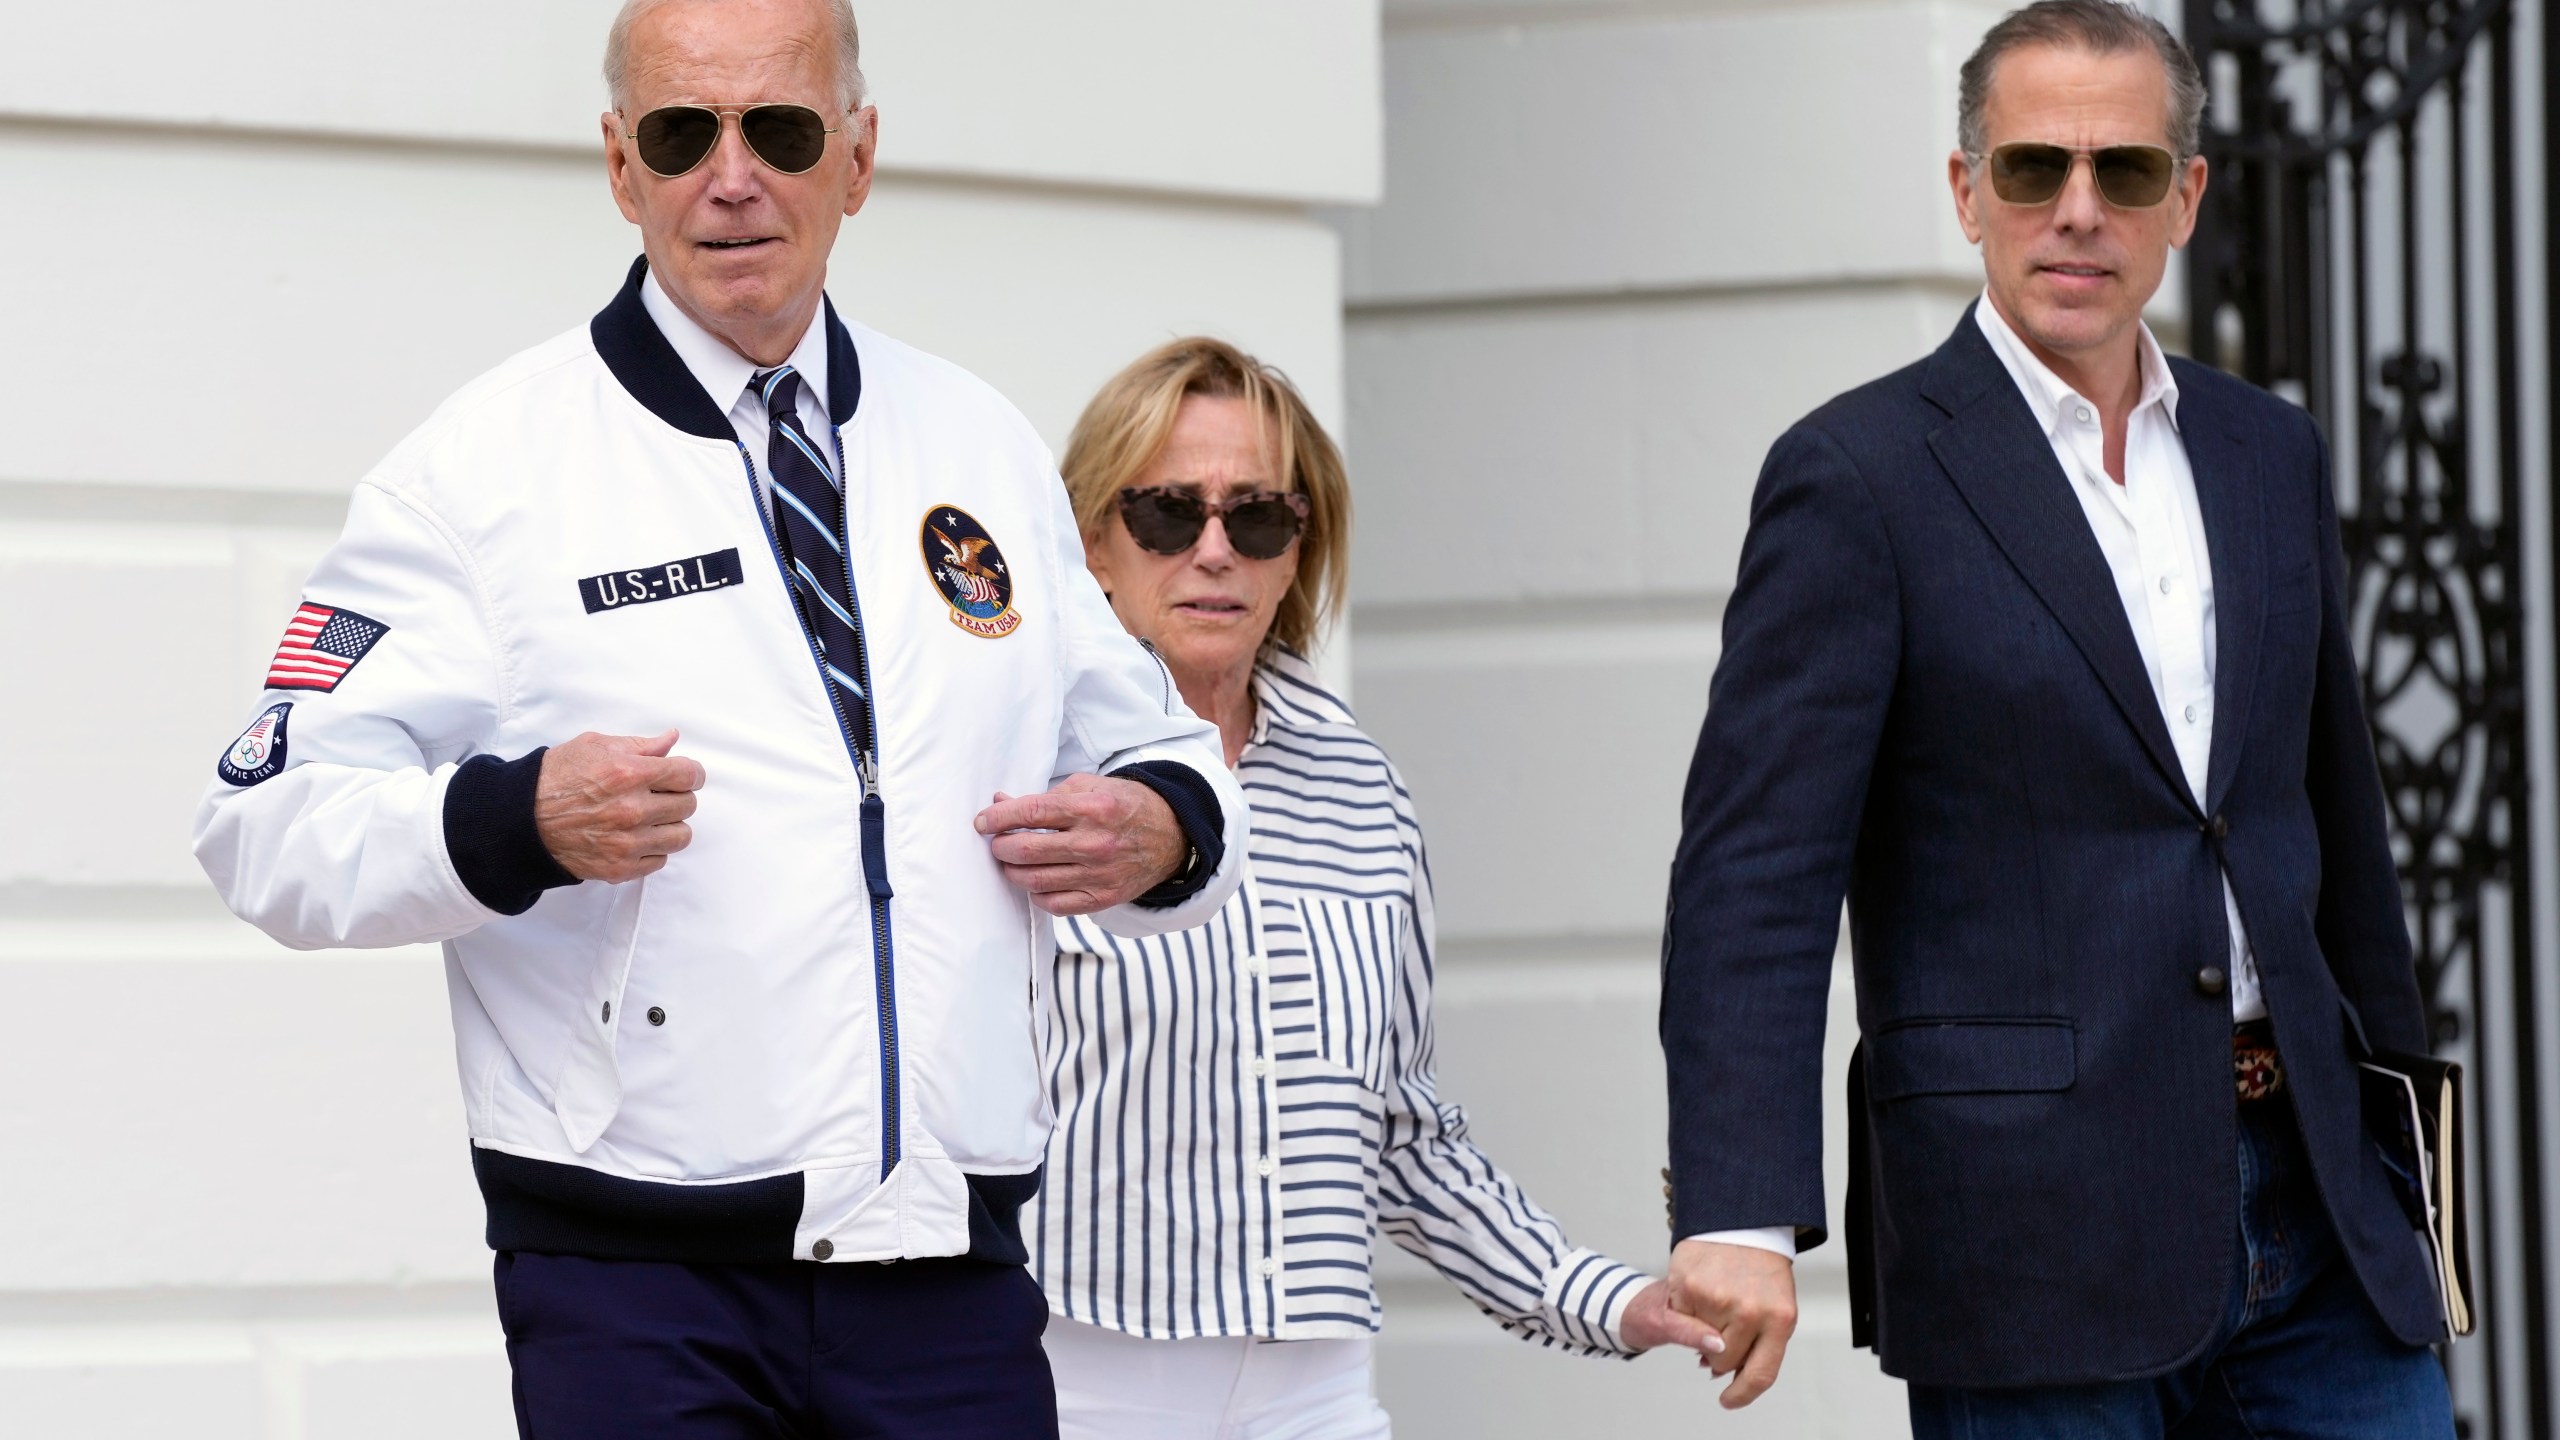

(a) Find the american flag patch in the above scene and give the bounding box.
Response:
[265,602,390,693]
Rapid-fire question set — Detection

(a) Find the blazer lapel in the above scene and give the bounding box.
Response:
[1920,314,2197,813]
[2180,372,2266,813]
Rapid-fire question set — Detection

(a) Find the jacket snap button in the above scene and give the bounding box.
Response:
[647,1006,666,1026]
[812,1239,834,1261]
[600,1002,611,1024]
[2195,966,2229,997]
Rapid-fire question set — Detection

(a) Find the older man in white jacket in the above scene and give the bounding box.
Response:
[190,1,1243,1435]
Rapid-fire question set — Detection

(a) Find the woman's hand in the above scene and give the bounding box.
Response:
[1618,1277,1726,1358]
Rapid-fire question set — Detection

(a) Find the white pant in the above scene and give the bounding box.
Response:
[1045,1315,1393,1440]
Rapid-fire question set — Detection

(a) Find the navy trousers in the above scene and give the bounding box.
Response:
[494,1252,1058,1439]
[1906,1098,2453,1439]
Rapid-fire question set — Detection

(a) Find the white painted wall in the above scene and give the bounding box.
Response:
[0,3,1375,1435]
[1341,3,2020,1434]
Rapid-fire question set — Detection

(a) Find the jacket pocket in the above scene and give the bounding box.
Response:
[1866,1017,2076,1101]
[551,876,650,1152]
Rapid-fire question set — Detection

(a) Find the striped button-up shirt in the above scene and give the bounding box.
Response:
[1030,652,1648,1355]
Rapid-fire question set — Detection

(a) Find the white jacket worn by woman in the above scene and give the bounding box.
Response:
[194,260,1246,1268]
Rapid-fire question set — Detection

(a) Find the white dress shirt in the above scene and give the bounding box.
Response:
[640,270,834,514]
[1684,298,2268,1264]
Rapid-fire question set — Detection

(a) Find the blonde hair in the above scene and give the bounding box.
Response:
[1061,338,1350,658]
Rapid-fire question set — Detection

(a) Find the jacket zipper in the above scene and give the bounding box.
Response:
[1137,637,1175,713]
[834,427,902,1183]
[735,440,903,1182]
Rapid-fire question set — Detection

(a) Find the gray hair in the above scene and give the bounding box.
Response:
[604,0,869,113]
[1958,0,2205,162]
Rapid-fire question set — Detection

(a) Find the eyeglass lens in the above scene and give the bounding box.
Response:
[634,105,832,178]
[1987,143,2176,209]
[1119,490,1306,561]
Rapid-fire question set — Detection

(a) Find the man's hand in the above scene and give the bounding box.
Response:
[1618,1278,1725,1358]
[975,774,1183,915]
[535,730,705,882]
[1668,1239,1797,1408]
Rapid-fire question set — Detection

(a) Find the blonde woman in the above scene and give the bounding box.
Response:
[1030,339,1715,1438]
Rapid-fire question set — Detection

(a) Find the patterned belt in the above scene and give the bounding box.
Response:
[2233,1020,2285,1102]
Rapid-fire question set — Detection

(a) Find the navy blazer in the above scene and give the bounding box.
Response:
[1661,308,2444,1387]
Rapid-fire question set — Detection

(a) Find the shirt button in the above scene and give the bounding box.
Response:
[647,1006,666,1026]
[1260,1258,1278,1277]
[2184,704,2199,724]
[812,1239,835,1261]
[2158,576,2172,594]
[1251,1057,1268,1077]
[2075,406,2094,424]
[600,1002,612,1024]
[1257,1155,1276,1177]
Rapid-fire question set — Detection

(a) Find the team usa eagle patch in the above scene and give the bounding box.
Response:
[218,702,292,787]
[920,505,1022,638]
[265,601,389,692]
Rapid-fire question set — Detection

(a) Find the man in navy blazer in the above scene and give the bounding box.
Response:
[1658,3,2455,1434]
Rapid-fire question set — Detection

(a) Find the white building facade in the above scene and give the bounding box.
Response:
[3,1,2035,1435]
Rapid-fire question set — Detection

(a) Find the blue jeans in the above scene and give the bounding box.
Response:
[1907,1099,2453,1440]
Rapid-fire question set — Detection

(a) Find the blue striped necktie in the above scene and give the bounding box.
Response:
[751,366,873,762]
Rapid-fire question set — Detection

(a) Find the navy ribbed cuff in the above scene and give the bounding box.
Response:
[443,749,580,916]
[1109,760,1226,909]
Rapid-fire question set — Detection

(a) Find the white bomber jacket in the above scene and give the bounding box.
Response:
[193,259,1246,1266]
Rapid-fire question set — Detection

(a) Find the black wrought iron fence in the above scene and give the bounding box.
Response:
[2183,0,2542,1433]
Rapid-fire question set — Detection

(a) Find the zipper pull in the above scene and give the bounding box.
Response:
[858,752,893,899]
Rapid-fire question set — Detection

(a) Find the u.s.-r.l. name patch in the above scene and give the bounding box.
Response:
[217,702,292,786]
[579,548,745,614]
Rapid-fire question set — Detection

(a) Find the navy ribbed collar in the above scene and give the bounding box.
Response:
[590,255,862,439]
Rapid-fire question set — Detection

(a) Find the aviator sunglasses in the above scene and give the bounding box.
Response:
[1117,486,1310,561]
[1980,141,2181,209]
[622,103,845,178]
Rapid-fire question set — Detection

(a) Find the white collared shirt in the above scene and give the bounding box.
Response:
[1973,294,2263,1028]
[641,270,834,515]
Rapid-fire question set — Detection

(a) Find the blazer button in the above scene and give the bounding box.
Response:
[812,1239,834,1261]
[2207,814,2230,839]
[2196,966,2229,997]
